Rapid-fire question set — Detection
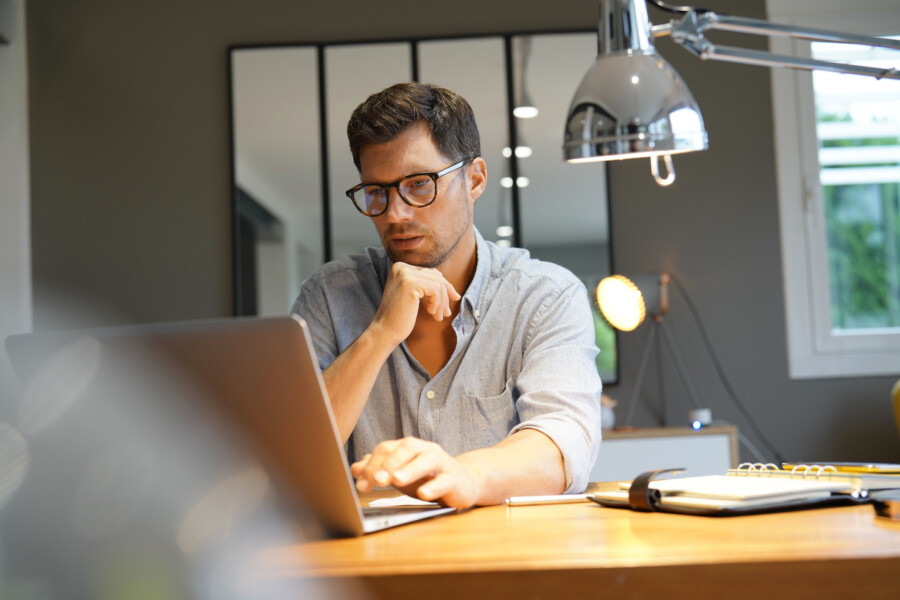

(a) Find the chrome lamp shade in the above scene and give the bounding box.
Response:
[563,0,708,164]
[563,52,708,162]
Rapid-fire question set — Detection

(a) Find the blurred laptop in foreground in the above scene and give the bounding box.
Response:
[2,314,382,599]
[5,315,454,539]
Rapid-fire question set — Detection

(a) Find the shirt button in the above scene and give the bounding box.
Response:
[474,310,481,318]
[426,390,435,399]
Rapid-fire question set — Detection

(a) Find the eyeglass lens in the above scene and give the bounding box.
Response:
[356,174,436,216]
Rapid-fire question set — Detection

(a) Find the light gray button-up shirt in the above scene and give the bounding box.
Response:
[291,229,602,493]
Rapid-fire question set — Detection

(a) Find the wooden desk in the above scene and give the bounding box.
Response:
[258,485,900,599]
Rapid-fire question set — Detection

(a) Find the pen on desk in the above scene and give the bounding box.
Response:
[505,493,592,506]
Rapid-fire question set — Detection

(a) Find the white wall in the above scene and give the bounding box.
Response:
[0,0,32,380]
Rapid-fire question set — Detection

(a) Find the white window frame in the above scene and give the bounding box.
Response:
[767,0,900,378]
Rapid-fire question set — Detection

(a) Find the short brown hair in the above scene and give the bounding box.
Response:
[347,82,481,171]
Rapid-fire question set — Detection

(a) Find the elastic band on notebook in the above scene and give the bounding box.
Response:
[627,468,685,512]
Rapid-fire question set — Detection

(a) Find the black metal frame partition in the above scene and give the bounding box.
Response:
[227,30,619,384]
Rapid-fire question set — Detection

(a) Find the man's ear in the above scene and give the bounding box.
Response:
[467,157,487,202]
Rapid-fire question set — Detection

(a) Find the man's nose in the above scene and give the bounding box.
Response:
[383,188,414,223]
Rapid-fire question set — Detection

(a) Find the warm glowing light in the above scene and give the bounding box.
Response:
[596,275,646,332]
[499,176,530,189]
[513,105,539,119]
[501,146,533,158]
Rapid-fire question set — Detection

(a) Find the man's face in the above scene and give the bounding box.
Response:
[358,122,485,269]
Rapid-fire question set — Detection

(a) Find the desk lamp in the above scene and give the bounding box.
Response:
[598,272,783,460]
[564,0,900,185]
[596,272,703,426]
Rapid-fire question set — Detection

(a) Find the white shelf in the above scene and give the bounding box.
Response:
[591,426,738,482]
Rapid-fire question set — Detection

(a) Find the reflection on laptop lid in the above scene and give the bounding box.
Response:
[5,316,454,537]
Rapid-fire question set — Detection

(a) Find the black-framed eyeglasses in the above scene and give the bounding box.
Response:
[345,159,469,217]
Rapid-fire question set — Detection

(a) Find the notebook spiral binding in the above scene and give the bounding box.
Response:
[735,462,839,479]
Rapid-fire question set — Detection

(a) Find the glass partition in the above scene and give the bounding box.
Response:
[325,43,411,258]
[514,33,617,381]
[229,32,619,383]
[419,37,510,246]
[232,47,321,315]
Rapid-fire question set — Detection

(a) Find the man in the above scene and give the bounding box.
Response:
[292,83,601,509]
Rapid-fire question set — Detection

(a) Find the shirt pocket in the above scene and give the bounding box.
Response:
[461,378,517,449]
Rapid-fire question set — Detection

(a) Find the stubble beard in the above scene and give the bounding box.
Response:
[382,205,472,269]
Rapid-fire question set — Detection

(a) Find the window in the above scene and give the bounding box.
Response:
[768,0,900,378]
[813,41,900,333]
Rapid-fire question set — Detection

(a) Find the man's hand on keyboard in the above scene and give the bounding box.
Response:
[351,436,482,509]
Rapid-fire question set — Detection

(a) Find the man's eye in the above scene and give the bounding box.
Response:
[406,177,430,190]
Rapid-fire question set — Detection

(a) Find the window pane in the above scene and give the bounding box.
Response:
[812,39,900,331]
[514,33,616,383]
[326,44,411,258]
[232,47,322,316]
[418,37,509,246]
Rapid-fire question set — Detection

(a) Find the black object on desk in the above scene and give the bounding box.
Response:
[872,490,900,521]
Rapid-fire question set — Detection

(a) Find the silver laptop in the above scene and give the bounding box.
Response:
[5,315,454,537]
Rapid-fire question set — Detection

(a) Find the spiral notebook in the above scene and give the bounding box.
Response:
[590,463,900,515]
[763,462,900,487]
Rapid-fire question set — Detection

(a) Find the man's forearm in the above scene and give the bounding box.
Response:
[456,428,566,505]
[322,323,396,443]
[321,262,461,442]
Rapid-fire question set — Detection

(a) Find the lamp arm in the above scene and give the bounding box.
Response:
[652,11,900,80]
[683,43,900,80]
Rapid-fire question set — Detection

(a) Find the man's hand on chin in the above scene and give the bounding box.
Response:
[372,262,460,346]
[350,437,482,509]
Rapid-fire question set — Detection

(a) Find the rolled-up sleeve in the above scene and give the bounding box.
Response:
[509,281,603,493]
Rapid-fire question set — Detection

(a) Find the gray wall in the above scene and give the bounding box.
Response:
[26,0,900,461]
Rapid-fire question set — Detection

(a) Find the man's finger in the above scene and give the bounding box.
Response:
[386,263,461,325]
[349,453,372,477]
[439,283,451,319]
[354,441,402,490]
[417,471,457,503]
[392,450,443,487]
[447,281,461,302]
[379,438,428,476]
[423,283,443,319]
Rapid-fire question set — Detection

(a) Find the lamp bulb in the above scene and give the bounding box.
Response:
[596,275,646,332]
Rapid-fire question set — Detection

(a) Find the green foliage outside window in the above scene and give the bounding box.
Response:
[816,93,900,332]
[824,182,900,330]
[593,307,617,381]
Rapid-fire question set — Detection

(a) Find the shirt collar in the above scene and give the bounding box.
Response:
[461,227,491,324]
